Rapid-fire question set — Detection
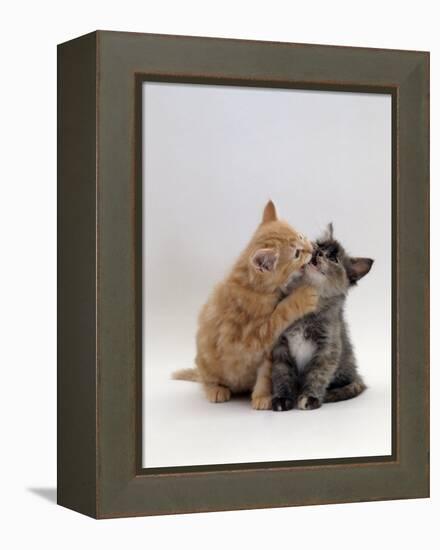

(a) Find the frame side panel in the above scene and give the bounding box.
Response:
[57,32,98,518]
[396,54,430,496]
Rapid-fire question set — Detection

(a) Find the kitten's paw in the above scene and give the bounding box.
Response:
[297,394,321,410]
[252,395,272,410]
[299,286,319,315]
[272,396,294,412]
[205,385,231,403]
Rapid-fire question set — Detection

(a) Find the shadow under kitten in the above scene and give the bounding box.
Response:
[271,223,373,412]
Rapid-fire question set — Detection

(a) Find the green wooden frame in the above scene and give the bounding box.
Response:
[57,31,429,518]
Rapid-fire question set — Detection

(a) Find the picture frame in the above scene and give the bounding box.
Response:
[57,30,429,518]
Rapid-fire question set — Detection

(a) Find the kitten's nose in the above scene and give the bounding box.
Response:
[304,240,314,254]
[303,252,312,264]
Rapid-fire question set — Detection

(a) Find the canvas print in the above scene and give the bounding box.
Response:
[141,82,392,468]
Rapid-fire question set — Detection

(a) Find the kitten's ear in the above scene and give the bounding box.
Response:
[347,257,374,284]
[261,200,278,224]
[251,248,279,273]
[319,222,334,241]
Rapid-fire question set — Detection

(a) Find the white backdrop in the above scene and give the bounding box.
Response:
[2,1,437,548]
[143,83,392,467]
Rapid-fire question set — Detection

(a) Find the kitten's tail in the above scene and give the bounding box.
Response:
[324,381,366,403]
[172,368,200,382]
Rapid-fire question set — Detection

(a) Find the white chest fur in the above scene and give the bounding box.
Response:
[287,329,316,371]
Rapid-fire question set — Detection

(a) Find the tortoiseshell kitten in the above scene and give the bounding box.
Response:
[271,224,373,411]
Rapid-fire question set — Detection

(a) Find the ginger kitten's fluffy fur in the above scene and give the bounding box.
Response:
[173,201,318,410]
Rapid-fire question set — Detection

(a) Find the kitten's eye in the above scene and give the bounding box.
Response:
[293,248,301,259]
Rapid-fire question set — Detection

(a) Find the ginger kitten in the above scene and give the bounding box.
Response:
[173,201,318,410]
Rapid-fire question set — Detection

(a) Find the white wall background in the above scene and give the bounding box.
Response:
[143,83,392,467]
[1,0,437,548]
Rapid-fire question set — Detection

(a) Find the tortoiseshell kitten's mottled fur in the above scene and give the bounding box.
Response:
[271,224,373,412]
